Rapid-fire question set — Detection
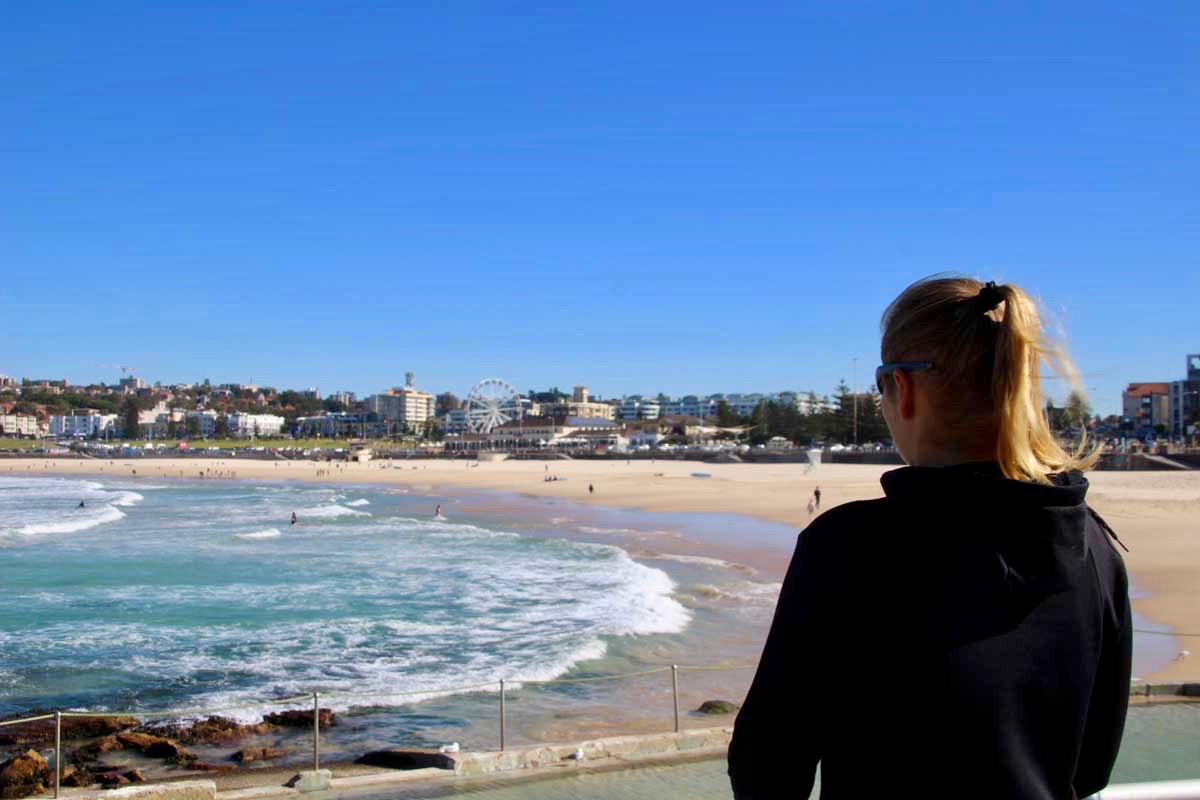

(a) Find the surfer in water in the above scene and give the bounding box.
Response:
[290,512,297,526]
[435,504,444,520]
[78,500,86,508]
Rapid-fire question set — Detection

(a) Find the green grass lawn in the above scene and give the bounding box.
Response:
[123,438,427,451]
[4,437,424,452]
[0,438,45,451]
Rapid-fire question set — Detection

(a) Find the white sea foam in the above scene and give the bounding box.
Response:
[298,504,370,519]
[575,525,676,537]
[345,498,370,507]
[640,552,755,573]
[684,581,781,606]
[235,528,282,540]
[111,491,144,507]
[17,504,126,536]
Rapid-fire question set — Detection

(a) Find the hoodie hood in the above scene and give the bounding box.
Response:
[877,462,1092,638]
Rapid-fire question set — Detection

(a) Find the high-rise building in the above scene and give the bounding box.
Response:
[368,374,434,432]
[1168,354,1200,439]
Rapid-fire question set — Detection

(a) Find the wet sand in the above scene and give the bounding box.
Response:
[7,456,1198,681]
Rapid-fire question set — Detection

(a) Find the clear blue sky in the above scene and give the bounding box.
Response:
[3,2,1197,415]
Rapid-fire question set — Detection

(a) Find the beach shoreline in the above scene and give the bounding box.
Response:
[4,456,1197,683]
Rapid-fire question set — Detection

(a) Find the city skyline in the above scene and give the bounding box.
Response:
[6,353,1198,419]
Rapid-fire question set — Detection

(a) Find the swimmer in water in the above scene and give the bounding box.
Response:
[78,501,86,508]
[290,512,297,526]
[435,504,443,519]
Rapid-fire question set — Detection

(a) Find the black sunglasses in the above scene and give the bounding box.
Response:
[875,362,933,393]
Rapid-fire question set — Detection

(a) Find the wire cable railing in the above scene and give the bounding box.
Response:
[0,661,758,798]
[2,662,1194,800]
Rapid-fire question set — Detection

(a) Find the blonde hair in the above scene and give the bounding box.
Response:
[880,275,1098,484]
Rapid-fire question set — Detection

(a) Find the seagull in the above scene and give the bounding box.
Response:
[1177,650,1191,661]
[439,742,460,753]
[567,748,584,761]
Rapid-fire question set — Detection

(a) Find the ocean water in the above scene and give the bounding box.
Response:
[0,475,709,726]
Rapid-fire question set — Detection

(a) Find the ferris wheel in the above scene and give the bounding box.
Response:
[465,378,522,434]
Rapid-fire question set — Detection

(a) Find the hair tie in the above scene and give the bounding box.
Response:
[978,281,1005,311]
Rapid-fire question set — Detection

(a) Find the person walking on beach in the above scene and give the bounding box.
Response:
[588,483,594,495]
[729,277,1132,800]
[813,486,821,508]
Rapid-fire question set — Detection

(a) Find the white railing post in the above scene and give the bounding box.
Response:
[499,680,506,751]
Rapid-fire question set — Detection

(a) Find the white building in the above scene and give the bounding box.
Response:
[536,386,618,421]
[294,412,385,437]
[368,374,434,432]
[660,396,720,419]
[0,414,39,437]
[440,408,469,434]
[49,410,118,438]
[617,397,661,421]
[226,413,286,437]
[186,410,219,437]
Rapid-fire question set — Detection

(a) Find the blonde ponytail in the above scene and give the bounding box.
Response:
[881,276,1098,484]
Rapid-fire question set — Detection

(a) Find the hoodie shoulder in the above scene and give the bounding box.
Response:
[800,498,891,553]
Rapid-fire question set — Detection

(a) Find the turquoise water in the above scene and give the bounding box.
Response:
[368,704,1200,799]
[1,474,775,752]
[0,476,692,717]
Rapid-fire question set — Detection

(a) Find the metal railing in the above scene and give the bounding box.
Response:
[3,666,1197,800]
[0,661,756,797]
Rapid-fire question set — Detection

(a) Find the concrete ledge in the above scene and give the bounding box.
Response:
[329,769,448,790]
[72,781,217,800]
[216,787,298,800]
[284,771,330,794]
[448,727,733,778]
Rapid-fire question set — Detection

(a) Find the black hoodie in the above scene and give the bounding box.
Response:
[728,463,1131,799]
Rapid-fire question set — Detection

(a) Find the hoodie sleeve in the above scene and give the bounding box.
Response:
[1072,535,1133,799]
[728,527,827,799]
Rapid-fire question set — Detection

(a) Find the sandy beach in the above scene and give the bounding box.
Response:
[7,456,1198,683]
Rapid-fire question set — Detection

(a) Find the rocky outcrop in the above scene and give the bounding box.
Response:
[149,716,276,745]
[59,764,93,787]
[695,699,740,715]
[0,713,139,746]
[97,771,130,789]
[82,732,197,764]
[355,749,453,771]
[263,709,336,728]
[116,732,161,750]
[0,750,48,799]
[230,747,288,764]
